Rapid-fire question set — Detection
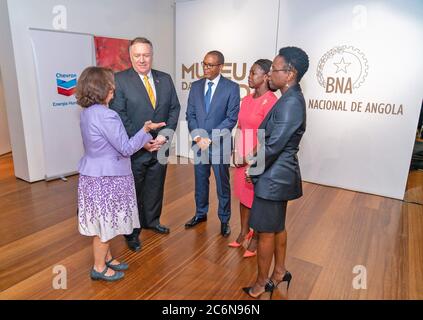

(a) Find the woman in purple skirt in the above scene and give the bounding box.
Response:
[76,67,165,282]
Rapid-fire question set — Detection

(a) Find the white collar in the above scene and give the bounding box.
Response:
[139,70,153,80]
[206,74,221,86]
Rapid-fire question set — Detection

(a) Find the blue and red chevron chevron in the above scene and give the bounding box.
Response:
[56,76,77,96]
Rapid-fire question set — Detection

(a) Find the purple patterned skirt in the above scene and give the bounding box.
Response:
[78,175,140,242]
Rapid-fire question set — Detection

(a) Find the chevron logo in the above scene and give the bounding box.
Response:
[56,73,77,96]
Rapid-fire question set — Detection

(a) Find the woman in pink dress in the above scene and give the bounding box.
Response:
[230,59,277,257]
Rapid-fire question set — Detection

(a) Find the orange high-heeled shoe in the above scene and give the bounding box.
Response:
[228,229,254,248]
[243,249,257,258]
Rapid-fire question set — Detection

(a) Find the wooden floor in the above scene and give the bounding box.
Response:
[405,169,423,205]
[0,152,422,300]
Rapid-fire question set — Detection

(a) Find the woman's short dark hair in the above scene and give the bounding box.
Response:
[253,59,275,91]
[254,59,272,74]
[76,66,115,108]
[278,46,309,82]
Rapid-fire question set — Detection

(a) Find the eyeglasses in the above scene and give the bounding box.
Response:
[270,63,293,73]
[201,62,222,69]
[270,68,290,73]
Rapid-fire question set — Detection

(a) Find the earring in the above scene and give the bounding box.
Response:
[285,83,290,88]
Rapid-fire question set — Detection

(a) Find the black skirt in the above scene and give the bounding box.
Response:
[249,195,287,233]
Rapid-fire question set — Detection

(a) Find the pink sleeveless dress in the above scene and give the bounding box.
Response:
[233,91,277,208]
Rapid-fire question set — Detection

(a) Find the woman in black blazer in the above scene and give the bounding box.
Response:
[243,47,309,299]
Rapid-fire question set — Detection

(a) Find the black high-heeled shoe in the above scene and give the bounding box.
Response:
[273,271,292,291]
[242,280,275,299]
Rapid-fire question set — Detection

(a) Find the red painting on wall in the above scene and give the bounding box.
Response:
[94,36,131,72]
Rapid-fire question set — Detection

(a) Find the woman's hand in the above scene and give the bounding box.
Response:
[233,151,245,168]
[143,120,166,133]
[245,166,253,184]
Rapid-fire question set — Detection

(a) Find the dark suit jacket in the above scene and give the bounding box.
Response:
[186,76,240,156]
[110,68,181,161]
[250,84,306,201]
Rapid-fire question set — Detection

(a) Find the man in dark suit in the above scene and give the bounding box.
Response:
[110,37,180,251]
[185,50,240,237]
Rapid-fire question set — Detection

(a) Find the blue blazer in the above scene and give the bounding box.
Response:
[186,76,240,156]
[250,84,306,201]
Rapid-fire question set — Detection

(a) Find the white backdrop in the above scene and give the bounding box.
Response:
[278,0,423,199]
[175,0,423,199]
[175,0,280,159]
[30,29,94,180]
[0,73,11,155]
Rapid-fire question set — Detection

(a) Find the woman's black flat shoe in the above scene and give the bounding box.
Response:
[106,258,129,271]
[90,267,124,282]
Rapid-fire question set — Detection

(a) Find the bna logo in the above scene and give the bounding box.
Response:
[316,46,368,94]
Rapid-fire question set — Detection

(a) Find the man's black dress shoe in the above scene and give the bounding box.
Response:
[221,222,231,237]
[126,238,141,252]
[184,216,207,228]
[148,224,170,234]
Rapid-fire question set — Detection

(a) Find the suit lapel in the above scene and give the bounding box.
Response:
[197,78,207,115]
[206,76,225,119]
[259,84,302,129]
[151,70,160,110]
[129,68,155,110]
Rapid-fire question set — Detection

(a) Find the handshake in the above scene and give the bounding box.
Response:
[143,120,167,153]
